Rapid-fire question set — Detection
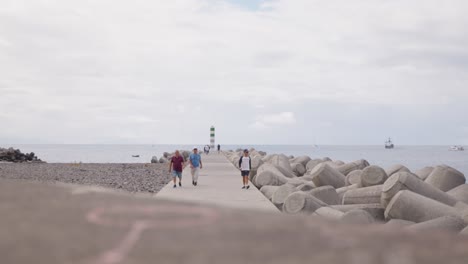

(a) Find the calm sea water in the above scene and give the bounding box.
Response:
[7,144,468,175]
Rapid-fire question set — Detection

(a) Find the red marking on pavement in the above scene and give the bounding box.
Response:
[85,205,219,264]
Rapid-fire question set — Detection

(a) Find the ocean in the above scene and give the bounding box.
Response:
[6,144,468,175]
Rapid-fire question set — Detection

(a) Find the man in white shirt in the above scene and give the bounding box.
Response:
[238,149,252,189]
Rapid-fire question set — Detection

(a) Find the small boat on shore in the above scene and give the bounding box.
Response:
[385,138,394,149]
[449,146,464,151]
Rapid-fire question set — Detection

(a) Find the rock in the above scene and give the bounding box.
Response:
[0,147,42,163]
[337,159,370,176]
[305,163,346,189]
[345,170,362,187]
[308,186,341,205]
[333,160,345,166]
[381,172,458,208]
[258,151,267,156]
[249,155,265,182]
[181,151,191,160]
[447,184,468,204]
[151,156,158,163]
[414,166,434,181]
[163,152,171,158]
[254,164,290,188]
[360,165,388,187]
[312,207,345,220]
[341,209,375,224]
[384,190,460,223]
[406,216,466,233]
[268,154,296,178]
[342,185,383,205]
[158,157,168,163]
[291,162,306,176]
[336,184,359,203]
[330,204,384,221]
[283,191,327,214]
[260,185,280,201]
[272,184,298,209]
[424,165,466,192]
[385,164,411,177]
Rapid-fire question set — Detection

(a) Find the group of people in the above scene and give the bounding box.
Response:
[168,146,252,189]
[202,144,221,155]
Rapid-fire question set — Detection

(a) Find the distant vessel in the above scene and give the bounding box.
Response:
[132,155,140,158]
[385,138,394,149]
[449,146,464,151]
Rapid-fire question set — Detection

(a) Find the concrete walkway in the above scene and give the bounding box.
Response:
[156,152,278,212]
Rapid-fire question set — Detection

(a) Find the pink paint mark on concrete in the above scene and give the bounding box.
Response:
[85,205,219,264]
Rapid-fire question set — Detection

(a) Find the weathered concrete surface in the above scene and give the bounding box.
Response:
[360,165,388,187]
[157,153,278,212]
[406,216,466,233]
[342,185,383,205]
[306,163,346,189]
[425,165,466,192]
[331,204,385,222]
[3,179,468,264]
[447,184,468,204]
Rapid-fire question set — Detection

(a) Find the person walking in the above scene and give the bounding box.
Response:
[189,147,203,186]
[204,145,210,155]
[238,149,251,189]
[169,150,185,188]
[217,144,221,153]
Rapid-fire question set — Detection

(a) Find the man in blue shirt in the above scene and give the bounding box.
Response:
[189,147,203,186]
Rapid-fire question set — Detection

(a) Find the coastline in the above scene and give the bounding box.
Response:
[0,163,172,194]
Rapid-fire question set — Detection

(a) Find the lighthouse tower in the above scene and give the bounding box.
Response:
[210,126,215,148]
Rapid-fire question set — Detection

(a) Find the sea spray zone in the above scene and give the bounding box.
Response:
[225,149,468,234]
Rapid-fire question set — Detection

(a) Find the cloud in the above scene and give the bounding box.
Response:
[252,112,296,129]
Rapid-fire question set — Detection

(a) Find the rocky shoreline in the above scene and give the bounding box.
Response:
[225,149,468,234]
[0,147,43,163]
[0,163,172,193]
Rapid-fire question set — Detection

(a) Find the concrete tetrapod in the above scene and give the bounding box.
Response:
[341,209,375,224]
[331,204,384,221]
[385,164,411,177]
[424,165,466,192]
[272,184,299,209]
[283,191,327,214]
[260,185,280,201]
[337,159,370,176]
[384,190,460,223]
[255,163,290,188]
[336,184,359,203]
[342,185,383,205]
[290,156,312,167]
[306,163,346,189]
[291,162,307,176]
[269,154,296,178]
[312,207,345,221]
[414,166,434,181]
[385,219,415,228]
[345,170,362,187]
[447,184,468,204]
[460,226,468,235]
[381,172,459,208]
[406,216,466,233]
[360,165,388,187]
[305,159,324,173]
[308,186,341,205]
[296,182,316,192]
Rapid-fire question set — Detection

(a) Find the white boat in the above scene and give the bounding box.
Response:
[449,146,464,151]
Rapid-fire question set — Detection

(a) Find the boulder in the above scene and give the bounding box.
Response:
[290,156,312,167]
[342,185,383,205]
[305,163,346,189]
[254,164,290,188]
[269,154,296,178]
[360,165,388,187]
[305,159,324,172]
[385,164,411,177]
[151,156,158,163]
[272,184,298,209]
[381,172,458,208]
[384,190,460,223]
[312,207,345,221]
[249,155,264,182]
[336,184,359,203]
[331,203,384,221]
[296,182,316,192]
[159,157,168,163]
[283,191,327,214]
[425,165,465,192]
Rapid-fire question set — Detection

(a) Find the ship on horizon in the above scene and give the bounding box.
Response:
[385,138,394,149]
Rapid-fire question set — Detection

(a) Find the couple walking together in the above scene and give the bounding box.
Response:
[169,147,252,189]
[168,147,202,188]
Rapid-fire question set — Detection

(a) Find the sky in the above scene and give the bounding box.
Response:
[1,0,468,145]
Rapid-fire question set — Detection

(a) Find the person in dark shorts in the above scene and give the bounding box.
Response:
[238,149,252,189]
[169,150,185,188]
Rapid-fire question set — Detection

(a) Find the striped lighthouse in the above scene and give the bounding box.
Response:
[210,126,215,148]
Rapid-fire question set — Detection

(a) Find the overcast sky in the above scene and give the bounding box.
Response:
[1,0,468,145]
